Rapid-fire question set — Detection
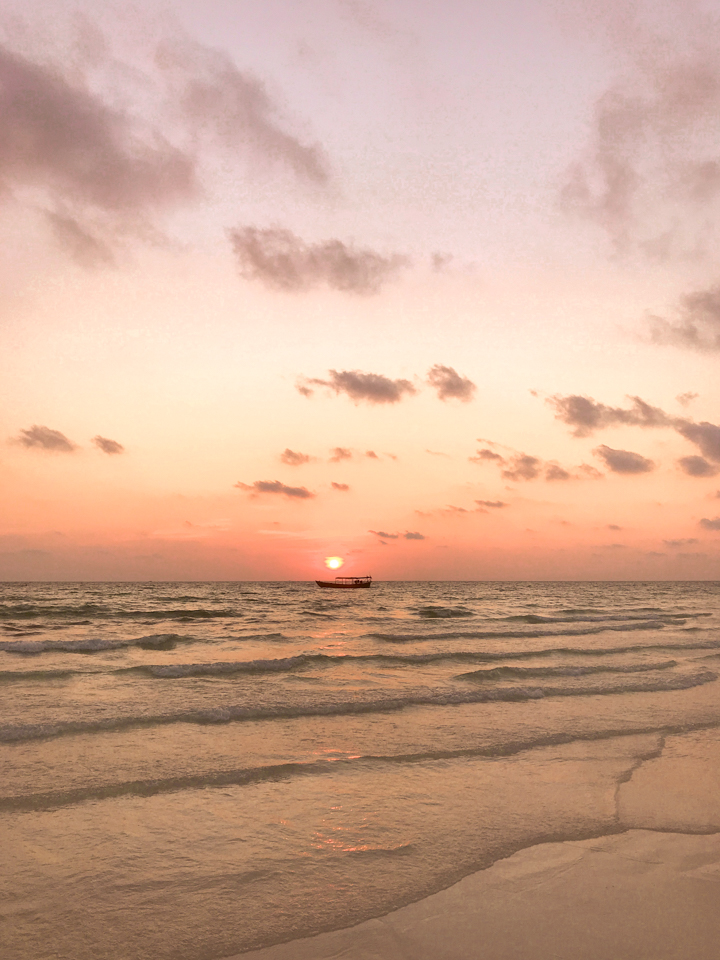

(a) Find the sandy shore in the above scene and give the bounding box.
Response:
[237,728,720,960]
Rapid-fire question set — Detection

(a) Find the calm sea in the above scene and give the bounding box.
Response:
[2,580,720,959]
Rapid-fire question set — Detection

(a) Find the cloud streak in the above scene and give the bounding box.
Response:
[229,226,407,294]
[298,369,417,404]
[235,480,315,499]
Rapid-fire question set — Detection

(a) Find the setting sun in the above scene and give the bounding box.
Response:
[325,557,344,570]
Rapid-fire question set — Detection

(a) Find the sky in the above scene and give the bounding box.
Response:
[2,0,720,580]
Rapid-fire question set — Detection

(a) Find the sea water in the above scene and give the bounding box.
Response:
[2,580,720,959]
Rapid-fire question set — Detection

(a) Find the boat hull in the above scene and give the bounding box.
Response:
[315,580,372,589]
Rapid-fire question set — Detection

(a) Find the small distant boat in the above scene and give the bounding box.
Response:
[315,575,372,589]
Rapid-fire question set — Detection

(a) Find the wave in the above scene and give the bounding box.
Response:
[504,612,695,625]
[458,660,678,681]
[3,636,718,682]
[0,604,243,621]
[1,668,715,743]
[0,633,189,655]
[416,606,475,619]
[7,714,720,813]
[368,620,677,643]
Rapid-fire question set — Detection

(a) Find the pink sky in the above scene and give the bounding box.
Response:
[2,0,720,580]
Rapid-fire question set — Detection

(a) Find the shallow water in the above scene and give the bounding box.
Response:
[2,580,720,958]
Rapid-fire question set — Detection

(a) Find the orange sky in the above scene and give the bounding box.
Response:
[2,0,720,579]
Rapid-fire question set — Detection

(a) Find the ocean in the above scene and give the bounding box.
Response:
[2,580,720,959]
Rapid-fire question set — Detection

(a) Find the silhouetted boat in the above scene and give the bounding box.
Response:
[315,575,372,589]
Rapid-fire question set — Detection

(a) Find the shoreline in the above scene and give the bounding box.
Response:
[235,725,720,959]
[235,828,720,960]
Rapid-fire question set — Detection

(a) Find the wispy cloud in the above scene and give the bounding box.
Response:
[331,482,350,491]
[426,364,476,402]
[298,369,417,404]
[664,538,699,548]
[235,480,315,499]
[329,447,353,462]
[0,43,196,213]
[229,226,407,294]
[12,425,77,453]
[156,37,330,185]
[651,284,720,351]
[404,531,426,540]
[369,530,398,540]
[560,30,720,257]
[280,449,312,466]
[92,436,124,455]
[475,500,507,509]
[593,445,655,475]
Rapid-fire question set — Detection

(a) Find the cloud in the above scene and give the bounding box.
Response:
[475,500,507,509]
[673,420,720,462]
[544,463,572,481]
[46,212,116,267]
[404,531,426,540]
[92,435,124,455]
[677,391,699,406]
[280,448,312,466]
[502,454,542,482]
[678,455,718,477]
[593,444,655,474]
[13,425,77,453]
[607,524,622,531]
[365,450,379,459]
[0,43,196,213]
[560,35,720,256]
[426,364,476,402]
[699,517,720,531]
[229,226,407,294]
[156,38,329,185]
[549,392,720,464]
[331,482,350,491]
[471,443,593,483]
[664,538,699,547]
[369,530,399,540]
[329,447,352,462]
[298,369,417,404]
[548,394,670,437]
[651,284,720,351]
[469,448,504,464]
[235,480,315,499]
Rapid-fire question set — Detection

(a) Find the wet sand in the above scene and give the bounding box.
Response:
[238,728,720,960]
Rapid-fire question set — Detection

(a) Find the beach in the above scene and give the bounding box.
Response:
[240,727,720,959]
[2,580,720,959]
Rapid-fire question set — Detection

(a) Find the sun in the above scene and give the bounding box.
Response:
[325,556,344,570]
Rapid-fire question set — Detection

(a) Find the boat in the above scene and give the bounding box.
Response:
[315,575,372,589]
